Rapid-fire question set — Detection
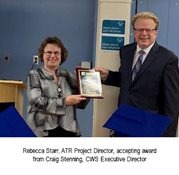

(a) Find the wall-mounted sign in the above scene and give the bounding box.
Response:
[102,19,125,34]
[101,19,126,51]
[101,36,124,51]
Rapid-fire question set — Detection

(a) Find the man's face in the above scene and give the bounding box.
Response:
[133,18,158,49]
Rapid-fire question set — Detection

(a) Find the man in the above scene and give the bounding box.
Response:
[96,11,179,136]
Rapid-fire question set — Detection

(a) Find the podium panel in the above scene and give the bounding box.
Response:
[0,80,25,116]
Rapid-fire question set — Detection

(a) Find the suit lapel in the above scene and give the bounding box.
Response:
[132,42,159,82]
[124,44,136,80]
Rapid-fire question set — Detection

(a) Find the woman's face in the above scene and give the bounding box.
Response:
[43,43,62,70]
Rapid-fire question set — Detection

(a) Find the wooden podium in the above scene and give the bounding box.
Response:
[0,80,25,116]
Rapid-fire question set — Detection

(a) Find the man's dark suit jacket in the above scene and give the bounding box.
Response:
[104,42,179,136]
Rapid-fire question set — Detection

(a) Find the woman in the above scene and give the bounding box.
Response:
[26,36,88,137]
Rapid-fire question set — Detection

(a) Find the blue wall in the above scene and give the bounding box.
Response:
[0,0,96,79]
[131,0,179,58]
[0,0,96,136]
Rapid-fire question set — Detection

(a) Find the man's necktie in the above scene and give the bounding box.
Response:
[132,50,145,81]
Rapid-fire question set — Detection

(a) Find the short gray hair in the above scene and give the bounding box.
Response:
[132,11,159,30]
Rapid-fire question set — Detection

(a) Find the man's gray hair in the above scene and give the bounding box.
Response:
[132,11,159,30]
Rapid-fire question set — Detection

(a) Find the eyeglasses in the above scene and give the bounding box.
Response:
[133,28,156,33]
[44,51,61,57]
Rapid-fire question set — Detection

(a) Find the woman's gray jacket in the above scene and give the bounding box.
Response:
[26,67,88,136]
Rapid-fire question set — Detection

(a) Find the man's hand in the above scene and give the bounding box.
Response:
[95,67,109,81]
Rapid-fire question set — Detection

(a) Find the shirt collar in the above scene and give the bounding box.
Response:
[136,42,155,55]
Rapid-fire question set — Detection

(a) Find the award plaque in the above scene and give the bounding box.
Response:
[76,67,103,98]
